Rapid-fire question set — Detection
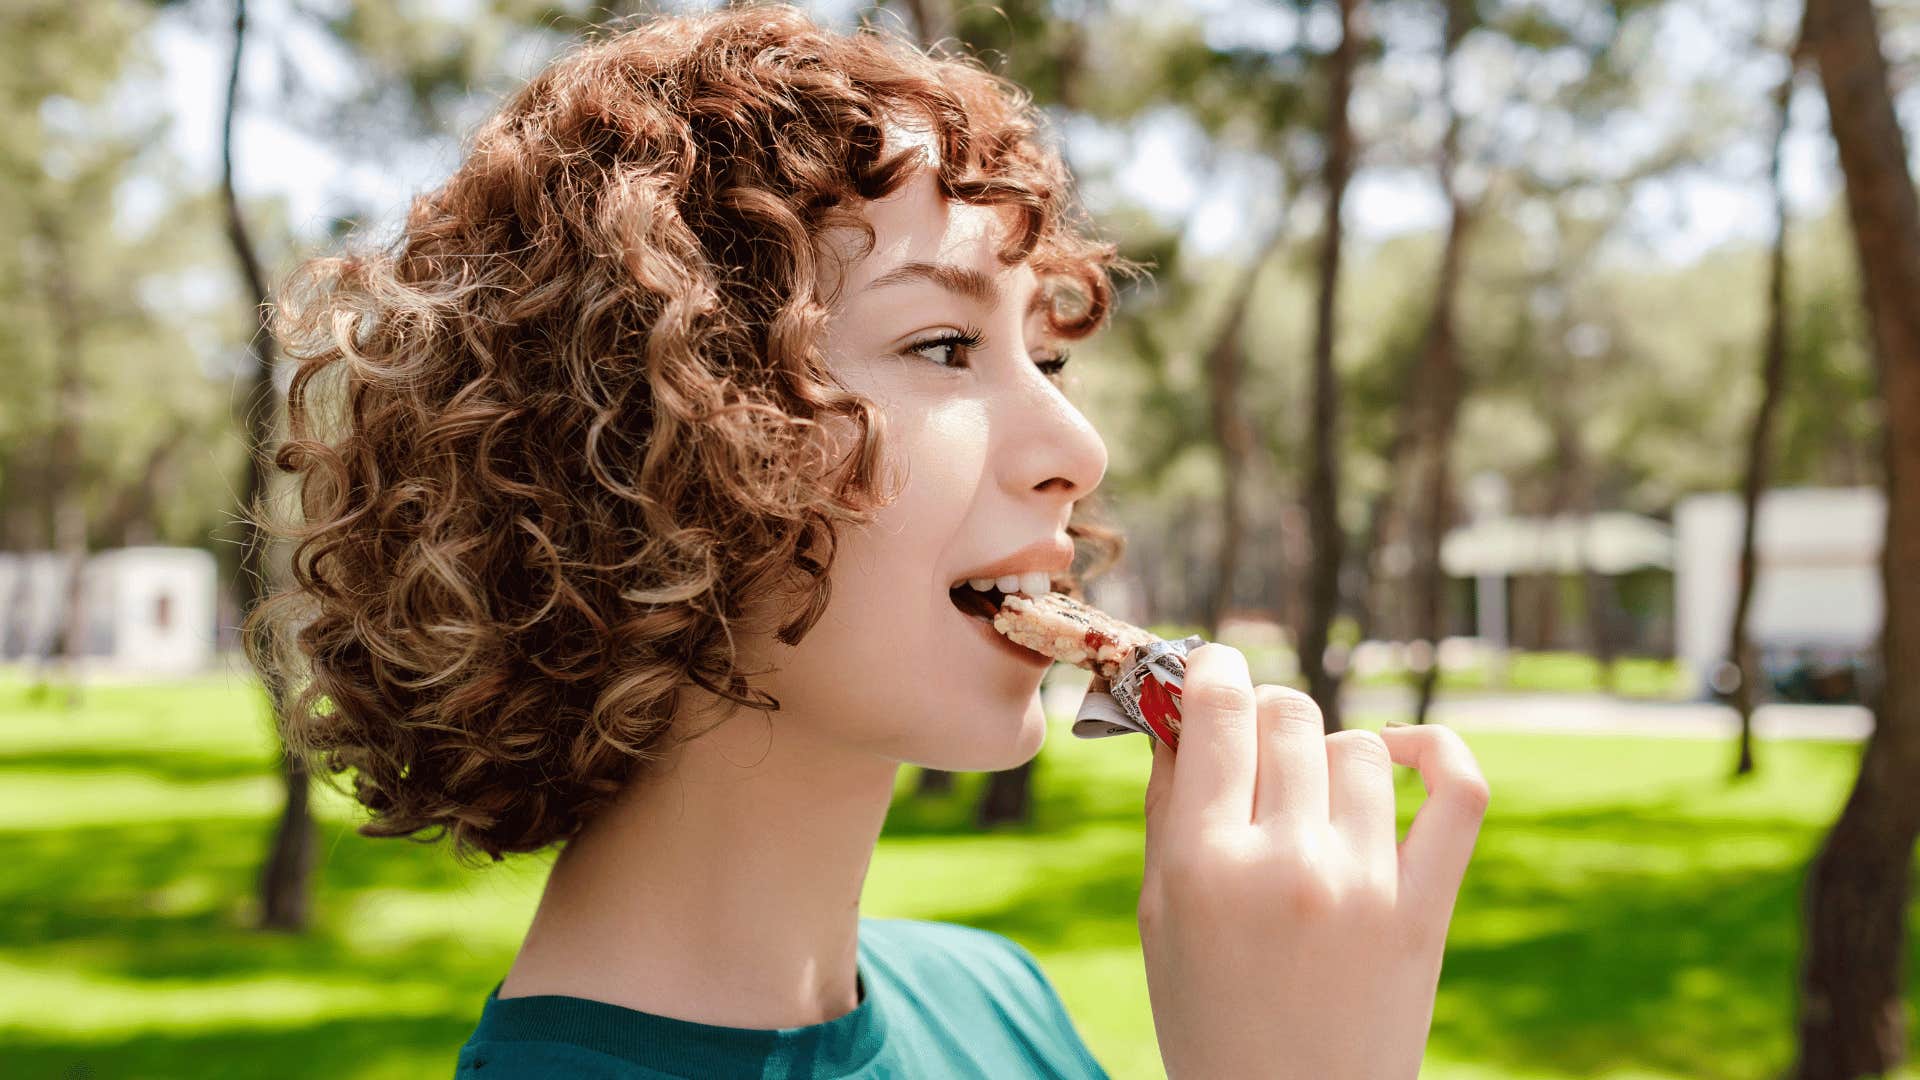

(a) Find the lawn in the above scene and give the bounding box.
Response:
[3,670,1918,1079]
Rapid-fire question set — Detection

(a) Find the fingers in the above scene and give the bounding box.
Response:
[1251,685,1330,828]
[1323,729,1398,876]
[1168,643,1259,829]
[1379,723,1490,902]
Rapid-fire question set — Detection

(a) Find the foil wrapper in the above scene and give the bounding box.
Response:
[1072,634,1207,752]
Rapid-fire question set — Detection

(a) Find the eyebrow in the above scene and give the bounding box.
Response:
[862,261,1049,316]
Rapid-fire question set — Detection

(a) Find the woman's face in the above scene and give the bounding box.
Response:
[744,164,1109,773]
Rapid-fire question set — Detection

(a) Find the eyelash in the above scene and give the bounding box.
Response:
[904,327,1072,377]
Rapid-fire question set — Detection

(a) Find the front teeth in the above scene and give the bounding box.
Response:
[964,572,1054,597]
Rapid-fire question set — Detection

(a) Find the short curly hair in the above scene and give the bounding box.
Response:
[247,3,1131,865]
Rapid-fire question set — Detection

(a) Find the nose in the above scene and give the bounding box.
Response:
[995,363,1108,506]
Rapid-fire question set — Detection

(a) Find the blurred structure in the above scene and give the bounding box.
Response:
[1675,488,1884,702]
[1435,510,1675,654]
[0,546,217,676]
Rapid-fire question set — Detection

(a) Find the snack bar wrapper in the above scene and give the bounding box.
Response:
[1072,634,1206,752]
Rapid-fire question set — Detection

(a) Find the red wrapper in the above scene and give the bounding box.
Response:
[1071,635,1206,752]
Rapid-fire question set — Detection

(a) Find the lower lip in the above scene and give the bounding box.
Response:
[953,602,1054,669]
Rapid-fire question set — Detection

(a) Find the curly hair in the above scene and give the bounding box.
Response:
[247,2,1132,866]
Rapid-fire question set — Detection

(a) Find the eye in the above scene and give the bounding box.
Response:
[903,327,984,369]
[1035,349,1071,378]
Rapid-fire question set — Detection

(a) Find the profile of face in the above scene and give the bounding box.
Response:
[738,149,1109,774]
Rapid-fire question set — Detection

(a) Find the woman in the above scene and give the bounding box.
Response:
[252,6,1491,1077]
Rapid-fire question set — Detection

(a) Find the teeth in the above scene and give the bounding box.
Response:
[957,572,1056,597]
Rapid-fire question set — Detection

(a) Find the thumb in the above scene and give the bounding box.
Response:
[1142,735,1175,877]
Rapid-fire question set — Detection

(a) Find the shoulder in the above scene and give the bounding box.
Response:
[857,918,1081,1034]
[859,916,1049,991]
[859,918,1109,1078]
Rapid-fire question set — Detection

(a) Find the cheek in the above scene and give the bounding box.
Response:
[760,400,1048,767]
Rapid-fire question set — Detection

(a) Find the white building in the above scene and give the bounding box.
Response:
[0,546,218,675]
[1673,487,1884,697]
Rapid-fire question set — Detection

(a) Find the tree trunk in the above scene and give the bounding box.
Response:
[223,0,312,933]
[1579,526,1618,694]
[1204,228,1286,638]
[1299,0,1363,733]
[98,424,192,546]
[915,768,955,796]
[28,212,90,708]
[1794,0,1920,1074]
[975,760,1034,827]
[1550,409,1615,689]
[897,0,950,49]
[1410,0,1473,728]
[1728,60,1798,779]
[1354,430,1409,645]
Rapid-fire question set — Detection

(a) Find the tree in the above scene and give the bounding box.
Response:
[1400,0,1475,726]
[221,0,313,933]
[1728,40,1801,778]
[0,1,215,699]
[1201,225,1285,638]
[1299,0,1365,733]
[1793,0,1920,1073]
[219,0,620,926]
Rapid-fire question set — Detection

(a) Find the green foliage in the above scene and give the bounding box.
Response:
[0,0,246,550]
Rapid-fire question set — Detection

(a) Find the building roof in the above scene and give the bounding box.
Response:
[1441,512,1673,577]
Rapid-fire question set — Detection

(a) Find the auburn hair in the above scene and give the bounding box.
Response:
[247,3,1131,865]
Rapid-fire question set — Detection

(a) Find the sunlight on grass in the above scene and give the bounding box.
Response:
[4,674,1919,1078]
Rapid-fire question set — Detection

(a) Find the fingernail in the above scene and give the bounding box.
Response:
[1382,720,1411,729]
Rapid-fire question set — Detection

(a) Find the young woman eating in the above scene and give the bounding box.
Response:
[251,6,1491,1077]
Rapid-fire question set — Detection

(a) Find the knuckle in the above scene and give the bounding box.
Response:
[1187,681,1255,717]
[1450,773,1493,816]
[1155,831,1258,910]
[1255,684,1323,729]
[1261,830,1343,918]
[1353,856,1400,908]
[1153,842,1217,896]
[1328,729,1394,774]
[1277,867,1343,921]
[1137,882,1168,931]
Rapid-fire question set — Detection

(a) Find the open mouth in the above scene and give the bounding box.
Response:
[946,571,1061,623]
[947,577,1061,668]
[949,584,1007,621]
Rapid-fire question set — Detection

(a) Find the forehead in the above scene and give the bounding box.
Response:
[814,167,1034,305]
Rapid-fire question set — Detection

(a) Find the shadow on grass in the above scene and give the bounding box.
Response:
[2,1012,479,1080]
[1,817,506,987]
[0,746,274,785]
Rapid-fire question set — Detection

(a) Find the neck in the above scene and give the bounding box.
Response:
[497,704,900,1028]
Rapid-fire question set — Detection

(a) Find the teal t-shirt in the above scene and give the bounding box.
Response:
[453,917,1112,1079]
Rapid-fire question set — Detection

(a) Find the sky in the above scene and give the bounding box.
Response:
[133,0,1915,270]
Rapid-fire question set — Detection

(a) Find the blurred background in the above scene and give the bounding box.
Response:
[3,0,1918,1077]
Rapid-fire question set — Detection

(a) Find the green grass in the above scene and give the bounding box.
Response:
[2,672,1918,1079]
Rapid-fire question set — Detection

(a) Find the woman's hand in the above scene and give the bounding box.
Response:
[1138,643,1490,1079]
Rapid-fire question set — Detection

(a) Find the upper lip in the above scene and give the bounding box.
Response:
[949,537,1075,587]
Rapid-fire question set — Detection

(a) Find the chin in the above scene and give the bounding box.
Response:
[906,685,1049,773]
